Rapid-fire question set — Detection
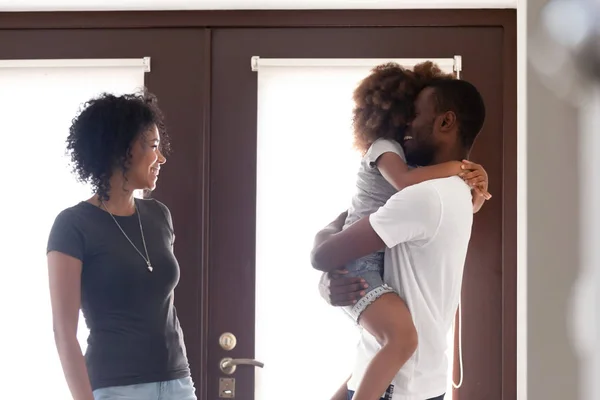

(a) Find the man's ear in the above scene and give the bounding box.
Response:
[439,111,457,132]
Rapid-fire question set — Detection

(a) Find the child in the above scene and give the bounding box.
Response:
[341,61,490,400]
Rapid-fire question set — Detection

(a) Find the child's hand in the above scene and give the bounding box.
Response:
[460,160,492,200]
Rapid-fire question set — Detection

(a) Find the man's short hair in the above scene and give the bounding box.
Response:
[427,78,486,149]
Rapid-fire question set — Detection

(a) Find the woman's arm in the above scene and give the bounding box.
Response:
[48,251,94,400]
[376,152,463,191]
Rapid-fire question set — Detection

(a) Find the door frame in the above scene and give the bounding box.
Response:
[0,9,516,400]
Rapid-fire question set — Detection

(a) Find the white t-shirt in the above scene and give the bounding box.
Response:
[347,176,474,400]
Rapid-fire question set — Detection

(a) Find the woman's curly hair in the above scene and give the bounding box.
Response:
[66,89,171,201]
[352,61,454,154]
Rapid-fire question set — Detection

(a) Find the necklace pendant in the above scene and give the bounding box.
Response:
[147,262,153,272]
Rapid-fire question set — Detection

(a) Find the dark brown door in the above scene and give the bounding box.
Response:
[209,26,508,400]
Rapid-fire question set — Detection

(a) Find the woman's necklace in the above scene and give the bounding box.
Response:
[101,199,153,272]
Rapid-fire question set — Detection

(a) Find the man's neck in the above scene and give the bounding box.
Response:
[431,147,467,165]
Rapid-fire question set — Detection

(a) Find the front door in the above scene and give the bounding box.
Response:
[209,26,509,400]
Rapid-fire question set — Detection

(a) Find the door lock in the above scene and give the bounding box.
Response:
[219,377,235,398]
[218,332,237,351]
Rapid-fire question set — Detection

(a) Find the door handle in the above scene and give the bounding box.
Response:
[220,357,265,375]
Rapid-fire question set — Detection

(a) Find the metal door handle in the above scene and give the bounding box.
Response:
[220,357,264,375]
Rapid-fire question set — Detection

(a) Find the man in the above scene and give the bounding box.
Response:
[311,78,487,400]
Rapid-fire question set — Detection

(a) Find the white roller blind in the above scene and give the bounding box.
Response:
[251,56,462,78]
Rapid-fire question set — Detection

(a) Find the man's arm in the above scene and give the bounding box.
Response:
[311,183,442,272]
[311,216,386,272]
[312,213,371,305]
[312,211,348,250]
[330,376,351,400]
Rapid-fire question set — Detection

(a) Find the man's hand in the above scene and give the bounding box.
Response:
[460,160,492,200]
[318,270,369,307]
[328,211,348,232]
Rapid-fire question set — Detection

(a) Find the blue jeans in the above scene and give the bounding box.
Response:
[342,251,396,322]
[93,377,196,400]
[347,390,444,400]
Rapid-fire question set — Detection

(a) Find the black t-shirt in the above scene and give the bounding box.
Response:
[47,198,190,390]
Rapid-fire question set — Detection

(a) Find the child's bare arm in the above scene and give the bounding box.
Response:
[377,153,492,213]
[376,152,463,191]
[472,193,487,213]
[460,160,492,214]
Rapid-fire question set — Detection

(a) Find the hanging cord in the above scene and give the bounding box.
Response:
[452,301,464,389]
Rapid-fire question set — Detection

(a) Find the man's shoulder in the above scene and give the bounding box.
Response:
[388,177,470,216]
[390,178,443,203]
[420,176,471,200]
[383,177,470,216]
[426,177,473,222]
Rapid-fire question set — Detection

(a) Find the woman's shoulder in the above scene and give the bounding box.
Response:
[52,201,95,224]
[138,197,171,215]
[138,198,174,230]
[47,202,94,256]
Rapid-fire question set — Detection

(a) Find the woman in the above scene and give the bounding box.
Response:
[47,91,196,400]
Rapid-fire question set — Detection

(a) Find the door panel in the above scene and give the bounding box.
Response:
[210,27,505,400]
[0,28,209,394]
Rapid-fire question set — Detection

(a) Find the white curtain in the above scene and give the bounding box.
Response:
[0,62,145,398]
[254,60,456,399]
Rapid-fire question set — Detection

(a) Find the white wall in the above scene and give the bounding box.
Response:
[0,0,517,12]
[525,1,598,400]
